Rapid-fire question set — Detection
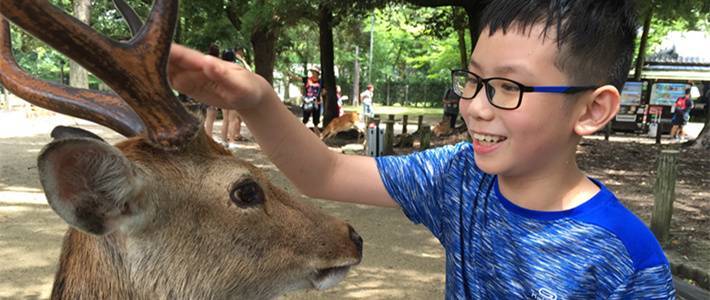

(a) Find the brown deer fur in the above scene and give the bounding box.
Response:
[321,112,362,141]
[45,131,361,299]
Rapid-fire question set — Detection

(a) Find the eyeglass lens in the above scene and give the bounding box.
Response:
[453,71,522,109]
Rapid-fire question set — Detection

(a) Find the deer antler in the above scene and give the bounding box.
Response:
[0,19,145,137]
[112,0,143,36]
[0,0,200,149]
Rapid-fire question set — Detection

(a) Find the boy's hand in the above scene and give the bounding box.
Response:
[168,44,269,110]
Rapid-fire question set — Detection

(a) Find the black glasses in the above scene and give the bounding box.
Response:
[451,69,599,110]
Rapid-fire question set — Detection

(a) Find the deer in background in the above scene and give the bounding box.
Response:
[321,111,363,142]
[0,0,362,299]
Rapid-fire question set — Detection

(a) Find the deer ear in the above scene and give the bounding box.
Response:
[37,138,144,235]
[50,125,105,142]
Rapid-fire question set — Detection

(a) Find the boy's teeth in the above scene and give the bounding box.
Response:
[473,133,506,143]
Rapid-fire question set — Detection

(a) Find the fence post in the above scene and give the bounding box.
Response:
[402,115,409,134]
[420,125,431,149]
[417,115,424,131]
[650,150,678,245]
[383,115,395,155]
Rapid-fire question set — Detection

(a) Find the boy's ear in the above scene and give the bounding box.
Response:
[574,85,620,136]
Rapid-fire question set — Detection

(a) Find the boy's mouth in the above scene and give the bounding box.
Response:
[472,133,507,145]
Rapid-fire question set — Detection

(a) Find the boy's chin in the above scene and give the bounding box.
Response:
[472,156,504,175]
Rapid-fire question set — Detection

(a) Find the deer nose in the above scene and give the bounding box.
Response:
[348,225,363,257]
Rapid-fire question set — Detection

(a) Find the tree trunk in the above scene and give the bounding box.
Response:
[634,5,653,81]
[463,2,485,51]
[689,106,710,150]
[456,27,467,68]
[69,0,90,89]
[454,7,468,68]
[251,26,279,85]
[352,46,361,106]
[319,4,338,127]
[284,76,291,100]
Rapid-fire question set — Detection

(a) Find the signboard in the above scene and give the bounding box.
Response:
[650,83,688,106]
[620,81,643,105]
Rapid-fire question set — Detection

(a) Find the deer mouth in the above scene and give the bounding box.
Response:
[309,265,352,290]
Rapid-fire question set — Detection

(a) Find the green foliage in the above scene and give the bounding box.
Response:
[634,0,710,60]
[9,0,707,106]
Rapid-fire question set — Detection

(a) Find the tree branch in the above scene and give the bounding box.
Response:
[402,0,466,8]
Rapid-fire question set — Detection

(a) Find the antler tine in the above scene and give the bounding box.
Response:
[0,0,200,149]
[112,0,142,37]
[0,19,145,137]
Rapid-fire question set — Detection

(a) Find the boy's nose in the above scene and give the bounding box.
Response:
[464,88,495,121]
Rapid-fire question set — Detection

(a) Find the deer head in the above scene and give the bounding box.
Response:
[0,1,362,299]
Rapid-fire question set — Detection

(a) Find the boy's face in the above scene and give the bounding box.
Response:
[461,25,584,178]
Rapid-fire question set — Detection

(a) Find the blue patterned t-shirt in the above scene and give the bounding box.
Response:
[376,142,675,299]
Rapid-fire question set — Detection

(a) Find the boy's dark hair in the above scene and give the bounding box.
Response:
[207,43,220,57]
[479,0,638,91]
[222,49,236,62]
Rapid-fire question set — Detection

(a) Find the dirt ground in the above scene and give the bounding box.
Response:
[0,110,707,299]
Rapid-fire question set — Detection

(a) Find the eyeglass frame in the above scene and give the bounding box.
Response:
[450,69,600,110]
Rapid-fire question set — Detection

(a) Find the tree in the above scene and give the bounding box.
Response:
[69,0,90,89]
[316,0,390,126]
[634,0,710,80]
[402,0,486,49]
[224,0,314,85]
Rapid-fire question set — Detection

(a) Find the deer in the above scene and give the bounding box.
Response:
[320,111,363,142]
[0,0,362,299]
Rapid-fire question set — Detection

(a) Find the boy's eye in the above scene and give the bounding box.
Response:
[500,82,520,92]
[467,76,480,85]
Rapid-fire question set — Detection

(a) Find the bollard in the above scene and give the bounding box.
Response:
[420,125,431,149]
[655,121,663,145]
[383,118,395,155]
[650,150,678,245]
[417,115,424,131]
[604,123,611,141]
[402,115,409,134]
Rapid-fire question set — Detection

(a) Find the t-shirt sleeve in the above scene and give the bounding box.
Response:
[375,144,462,238]
[607,264,675,299]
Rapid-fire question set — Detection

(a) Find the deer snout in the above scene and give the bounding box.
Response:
[348,225,363,259]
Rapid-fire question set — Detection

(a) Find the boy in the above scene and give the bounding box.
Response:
[168,0,674,298]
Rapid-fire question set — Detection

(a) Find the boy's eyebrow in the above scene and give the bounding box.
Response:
[469,59,534,79]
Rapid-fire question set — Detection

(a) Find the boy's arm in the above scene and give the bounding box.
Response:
[241,93,396,207]
[168,44,397,207]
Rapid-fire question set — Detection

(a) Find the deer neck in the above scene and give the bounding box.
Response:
[51,228,136,299]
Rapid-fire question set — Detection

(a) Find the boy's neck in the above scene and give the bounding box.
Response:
[497,162,599,212]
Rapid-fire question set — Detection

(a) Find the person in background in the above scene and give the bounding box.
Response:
[360,84,374,119]
[336,85,344,117]
[219,48,247,148]
[670,88,691,141]
[202,43,220,139]
[302,67,322,131]
[442,88,460,129]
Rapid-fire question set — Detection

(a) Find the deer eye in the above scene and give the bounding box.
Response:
[229,178,265,208]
